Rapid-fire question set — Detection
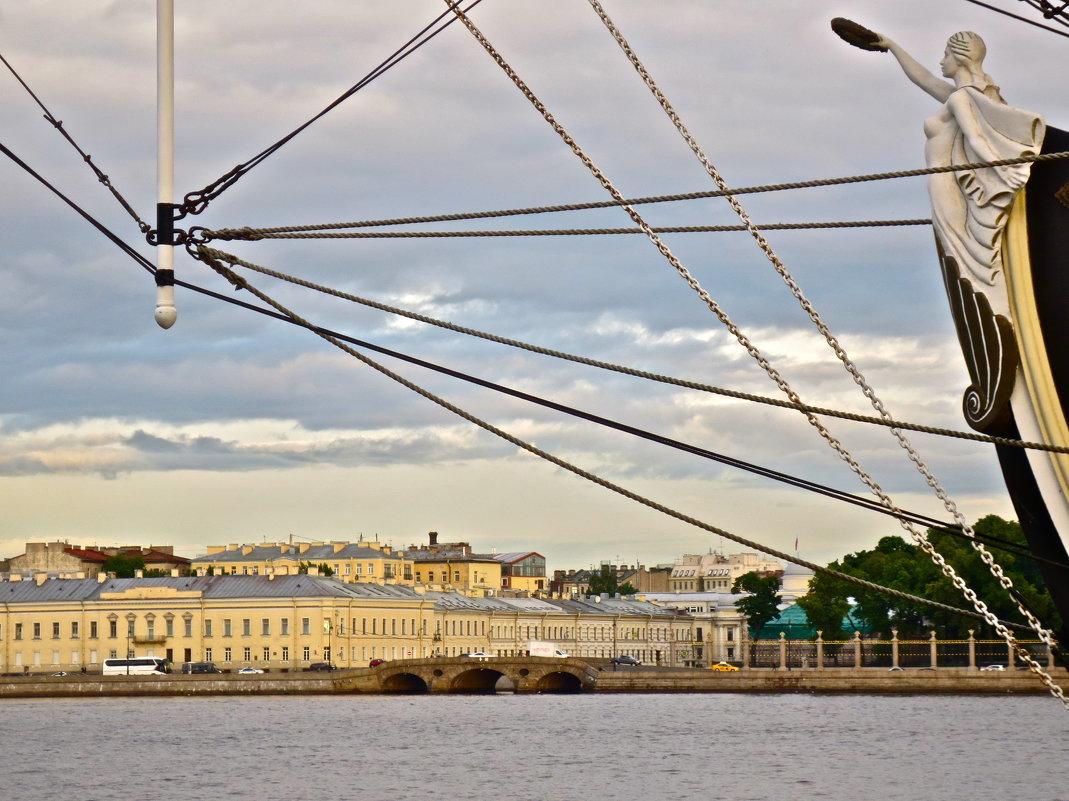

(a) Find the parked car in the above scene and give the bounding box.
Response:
[368,659,387,668]
[50,671,69,676]
[460,652,492,659]
[307,662,336,672]
[237,667,264,674]
[980,664,1006,671]
[610,655,640,666]
[180,661,221,674]
[710,662,739,672]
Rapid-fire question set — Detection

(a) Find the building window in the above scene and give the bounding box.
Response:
[126,618,135,637]
[14,623,23,641]
[109,619,118,638]
[281,646,289,662]
[281,618,289,636]
[223,619,232,637]
[224,647,232,662]
[302,646,310,661]
[323,647,331,663]
[184,617,193,638]
[146,620,155,639]
[52,622,60,639]
[205,648,212,661]
[243,647,251,661]
[242,619,251,637]
[164,618,173,637]
[261,619,270,636]
[33,623,41,640]
[301,618,310,636]
[89,621,98,639]
[367,563,374,576]
[204,620,213,637]
[263,646,270,662]
[108,649,117,659]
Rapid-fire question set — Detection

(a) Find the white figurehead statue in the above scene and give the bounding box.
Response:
[833,20,1044,291]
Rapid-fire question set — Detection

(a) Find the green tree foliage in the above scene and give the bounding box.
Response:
[102,554,145,578]
[796,516,1062,639]
[732,572,782,640]
[587,565,620,595]
[618,582,638,596]
[296,561,335,576]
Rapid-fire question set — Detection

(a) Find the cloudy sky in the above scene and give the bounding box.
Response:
[1,0,1065,570]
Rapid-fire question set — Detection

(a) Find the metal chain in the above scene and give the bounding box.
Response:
[194,244,1036,633]
[586,0,1063,700]
[195,244,1069,458]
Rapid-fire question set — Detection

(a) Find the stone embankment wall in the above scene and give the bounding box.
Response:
[0,666,1062,698]
[592,666,1065,695]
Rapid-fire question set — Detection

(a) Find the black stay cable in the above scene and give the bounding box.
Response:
[0,51,152,234]
[3,138,1066,641]
[5,135,1068,575]
[177,0,484,219]
[962,0,1069,37]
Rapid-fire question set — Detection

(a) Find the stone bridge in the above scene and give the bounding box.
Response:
[336,656,600,694]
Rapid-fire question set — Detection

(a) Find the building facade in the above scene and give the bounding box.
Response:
[0,575,696,674]
[191,540,412,585]
[668,552,783,593]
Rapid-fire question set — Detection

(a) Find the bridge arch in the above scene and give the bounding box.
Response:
[536,670,584,694]
[380,672,429,694]
[450,667,506,694]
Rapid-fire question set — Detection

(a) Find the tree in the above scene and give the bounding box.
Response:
[732,571,782,640]
[618,582,638,596]
[587,565,620,595]
[794,516,1063,640]
[101,554,145,578]
[297,561,334,576]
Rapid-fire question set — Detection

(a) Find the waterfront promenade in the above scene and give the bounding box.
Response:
[0,658,1061,698]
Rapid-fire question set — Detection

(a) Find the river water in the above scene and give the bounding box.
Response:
[2,693,1066,800]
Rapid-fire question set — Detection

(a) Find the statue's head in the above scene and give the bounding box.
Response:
[942,31,1002,98]
[946,31,986,67]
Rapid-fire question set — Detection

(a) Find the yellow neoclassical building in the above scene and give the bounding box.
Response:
[0,574,696,673]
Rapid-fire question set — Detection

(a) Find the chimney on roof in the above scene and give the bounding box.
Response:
[428,531,438,546]
[35,573,49,586]
[241,545,254,556]
[134,569,143,579]
[228,544,239,552]
[97,573,107,584]
[170,569,180,578]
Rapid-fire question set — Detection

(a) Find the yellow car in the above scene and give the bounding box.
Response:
[710,662,740,672]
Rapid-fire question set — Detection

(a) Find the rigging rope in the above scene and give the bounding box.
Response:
[2,134,1044,656]
[194,244,1069,457]
[198,151,1069,236]
[0,51,151,234]
[192,245,1041,635]
[584,0,1064,697]
[202,219,930,241]
[176,0,483,219]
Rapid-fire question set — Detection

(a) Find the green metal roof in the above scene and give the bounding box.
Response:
[754,603,871,639]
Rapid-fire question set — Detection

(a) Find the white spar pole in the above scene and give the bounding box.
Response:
[154,0,177,329]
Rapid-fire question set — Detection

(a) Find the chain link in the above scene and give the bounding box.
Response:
[585,0,1064,703]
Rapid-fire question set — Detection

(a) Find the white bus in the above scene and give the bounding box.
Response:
[101,657,171,675]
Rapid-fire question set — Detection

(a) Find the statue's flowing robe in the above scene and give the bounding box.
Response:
[924,85,1044,290]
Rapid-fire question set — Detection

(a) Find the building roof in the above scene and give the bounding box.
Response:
[63,547,110,564]
[0,575,424,603]
[191,544,403,563]
[487,552,543,564]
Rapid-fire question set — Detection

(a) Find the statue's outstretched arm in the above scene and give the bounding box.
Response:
[831,19,952,103]
[881,38,953,103]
